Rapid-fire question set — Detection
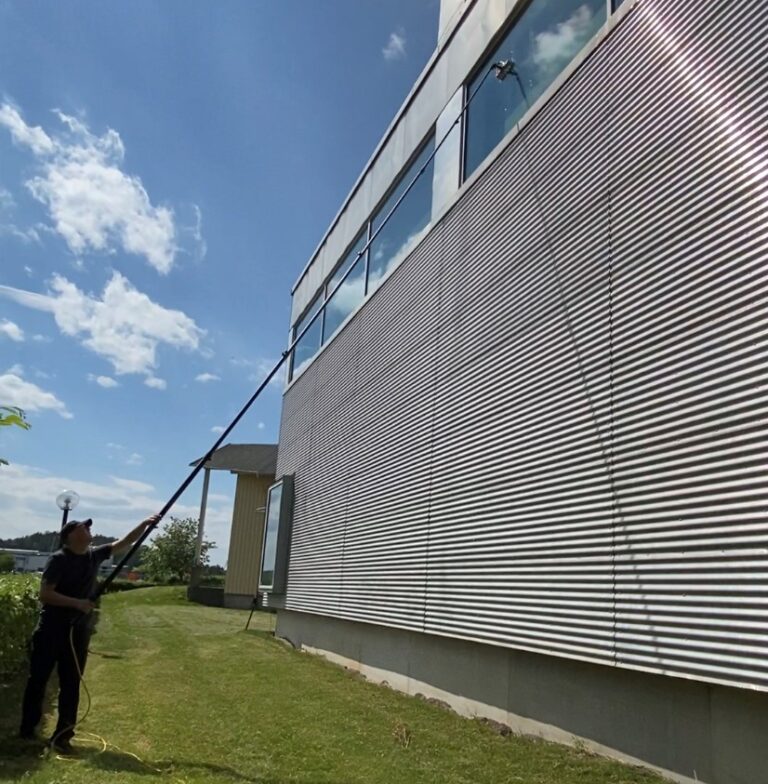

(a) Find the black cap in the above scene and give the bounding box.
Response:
[60,518,93,547]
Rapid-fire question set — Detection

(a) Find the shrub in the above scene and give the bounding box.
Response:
[0,552,14,573]
[199,574,225,587]
[0,573,39,680]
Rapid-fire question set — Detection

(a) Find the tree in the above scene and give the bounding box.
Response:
[140,517,215,584]
[0,552,15,572]
[0,406,31,466]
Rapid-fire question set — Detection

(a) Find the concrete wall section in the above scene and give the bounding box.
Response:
[277,609,768,784]
[187,585,224,608]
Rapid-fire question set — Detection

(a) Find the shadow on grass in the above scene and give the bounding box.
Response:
[81,748,294,783]
[0,736,48,781]
[88,650,125,660]
[0,673,48,780]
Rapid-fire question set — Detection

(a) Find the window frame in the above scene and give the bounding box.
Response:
[258,474,295,595]
[366,131,436,295]
[289,293,324,381]
[461,0,613,184]
[322,229,369,344]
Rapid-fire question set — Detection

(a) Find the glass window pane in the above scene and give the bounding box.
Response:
[323,233,367,342]
[465,0,606,178]
[291,294,322,378]
[369,138,435,291]
[260,482,283,588]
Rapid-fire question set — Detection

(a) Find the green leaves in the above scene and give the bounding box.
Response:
[140,517,215,584]
[0,406,31,430]
[1,406,31,467]
[0,553,14,573]
[0,574,40,680]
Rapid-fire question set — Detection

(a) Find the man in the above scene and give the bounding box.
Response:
[19,513,160,753]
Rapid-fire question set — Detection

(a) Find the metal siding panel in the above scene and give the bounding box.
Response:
[609,0,768,691]
[274,0,768,691]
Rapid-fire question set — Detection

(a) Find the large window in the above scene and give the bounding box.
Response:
[323,232,367,342]
[291,294,323,378]
[289,134,436,381]
[368,138,435,291]
[288,0,615,383]
[259,476,294,594]
[464,0,606,178]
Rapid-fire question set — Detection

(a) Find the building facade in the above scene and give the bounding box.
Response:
[189,443,277,608]
[264,2,768,782]
[2,549,50,573]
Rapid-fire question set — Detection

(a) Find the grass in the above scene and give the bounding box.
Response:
[0,587,668,784]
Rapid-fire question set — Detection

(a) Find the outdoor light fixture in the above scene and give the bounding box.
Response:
[55,489,80,528]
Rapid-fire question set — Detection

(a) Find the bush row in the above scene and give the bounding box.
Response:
[0,573,39,680]
[102,578,159,592]
[199,574,225,587]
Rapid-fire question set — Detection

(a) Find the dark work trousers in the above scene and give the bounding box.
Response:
[20,617,90,741]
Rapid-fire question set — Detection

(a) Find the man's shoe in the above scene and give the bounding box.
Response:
[49,738,76,756]
[18,730,40,742]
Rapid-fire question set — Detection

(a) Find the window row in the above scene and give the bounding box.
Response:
[290,0,615,381]
[291,138,435,378]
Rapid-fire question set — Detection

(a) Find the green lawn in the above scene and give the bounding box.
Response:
[0,587,668,783]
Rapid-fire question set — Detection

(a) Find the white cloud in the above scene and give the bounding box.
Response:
[88,373,119,388]
[325,275,365,322]
[211,425,225,434]
[110,476,154,492]
[257,421,265,430]
[0,366,72,418]
[229,358,251,368]
[180,204,207,263]
[125,452,144,466]
[383,30,407,61]
[0,104,200,274]
[235,356,285,389]
[0,187,14,209]
[0,272,204,378]
[0,463,233,562]
[195,372,220,383]
[0,224,42,244]
[24,265,34,277]
[0,104,55,155]
[531,5,596,75]
[32,334,50,343]
[0,319,24,341]
[144,376,167,390]
[0,186,41,244]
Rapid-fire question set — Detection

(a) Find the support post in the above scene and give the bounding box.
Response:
[191,467,211,586]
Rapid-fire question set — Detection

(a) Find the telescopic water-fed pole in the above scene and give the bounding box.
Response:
[93,61,508,600]
[93,355,289,598]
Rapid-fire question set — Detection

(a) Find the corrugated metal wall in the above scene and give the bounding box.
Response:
[224,474,273,598]
[274,0,768,691]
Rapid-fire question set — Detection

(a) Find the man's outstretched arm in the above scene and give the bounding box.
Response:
[111,514,161,555]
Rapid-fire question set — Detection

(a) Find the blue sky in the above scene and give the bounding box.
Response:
[0,1,438,561]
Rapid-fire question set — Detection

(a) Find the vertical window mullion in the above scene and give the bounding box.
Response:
[459,82,469,186]
[364,220,372,295]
